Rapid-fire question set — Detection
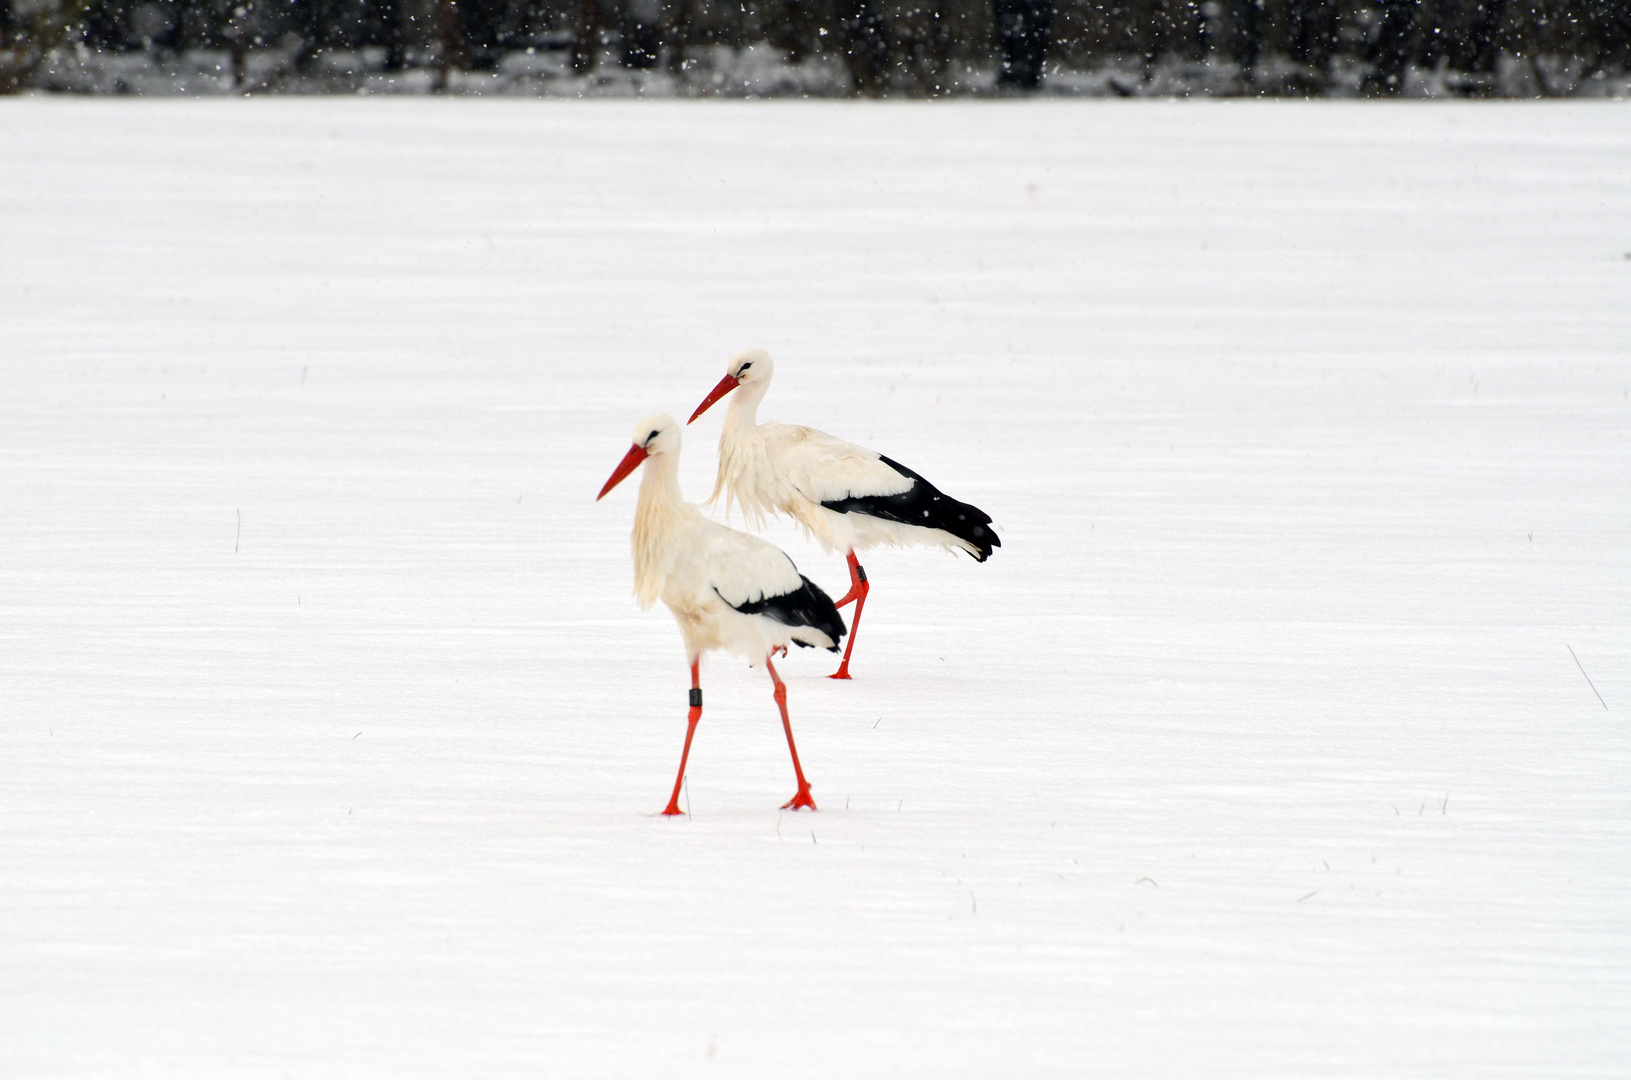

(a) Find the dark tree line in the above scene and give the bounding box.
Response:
[4,0,1629,93]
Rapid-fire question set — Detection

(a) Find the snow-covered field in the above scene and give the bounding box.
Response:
[3,100,1628,1077]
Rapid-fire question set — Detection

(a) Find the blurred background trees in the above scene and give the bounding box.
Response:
[3,0,1628,94]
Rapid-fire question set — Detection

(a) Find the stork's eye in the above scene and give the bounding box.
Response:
[738,362,752,374]
[647,430,660,443]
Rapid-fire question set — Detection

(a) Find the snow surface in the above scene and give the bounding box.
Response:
[3,100,1629,1078]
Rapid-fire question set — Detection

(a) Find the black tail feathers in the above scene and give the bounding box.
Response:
[821,455,1000,561]
[723,575,847,652]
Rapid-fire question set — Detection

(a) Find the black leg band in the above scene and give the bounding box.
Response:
[689,688,702,708]
[856,564,868,583]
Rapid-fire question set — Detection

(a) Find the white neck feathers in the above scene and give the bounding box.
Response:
[709,387,776,527]
[630,454,688,608]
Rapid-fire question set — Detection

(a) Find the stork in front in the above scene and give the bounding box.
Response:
[597,414,846,814]
[688,349,1000,680]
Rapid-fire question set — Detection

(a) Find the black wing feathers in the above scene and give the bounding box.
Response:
[721,574,847,652]
[820,455,1001,562]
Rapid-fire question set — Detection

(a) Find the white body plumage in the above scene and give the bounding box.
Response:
[607,415,844,665]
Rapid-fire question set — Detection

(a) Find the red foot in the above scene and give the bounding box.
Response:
[661,801,684,816]
[782,786,817,811]
[827,663,852,681]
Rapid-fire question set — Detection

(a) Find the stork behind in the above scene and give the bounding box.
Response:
[687,349,1000,679]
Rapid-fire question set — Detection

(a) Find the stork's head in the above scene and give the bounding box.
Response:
[687,348,773,424]
[597,413,680,500]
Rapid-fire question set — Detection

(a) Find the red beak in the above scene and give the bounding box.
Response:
[597,444,648,500]
[687,373,740,424]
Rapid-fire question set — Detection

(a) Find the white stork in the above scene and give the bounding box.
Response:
[688,349,1000,680]
[596,413,845,814]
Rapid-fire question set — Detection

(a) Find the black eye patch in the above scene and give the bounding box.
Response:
[738,362,752,373]
[648,430,660,442]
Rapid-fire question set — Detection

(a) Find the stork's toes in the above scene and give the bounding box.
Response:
[782,787,817,811]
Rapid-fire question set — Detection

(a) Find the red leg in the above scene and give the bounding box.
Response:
[829,550,869,680]
[767,655,816,810]
[833,549,866,608]
[661,659,703,816]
